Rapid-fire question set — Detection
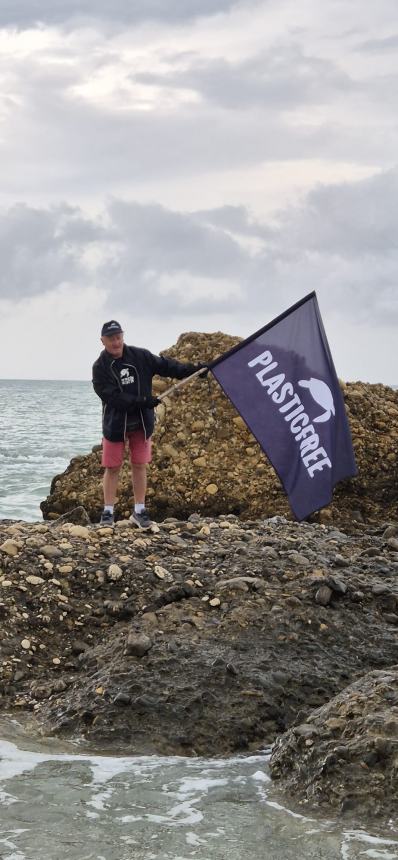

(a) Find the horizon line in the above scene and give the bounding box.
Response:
[0,376,397,388]
[0,377,90,383]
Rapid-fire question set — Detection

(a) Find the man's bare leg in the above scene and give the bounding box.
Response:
[103,466,121,506]
[131,462,147,505]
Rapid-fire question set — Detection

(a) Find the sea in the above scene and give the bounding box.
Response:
[1,379,398,860]
[0,379,100,522]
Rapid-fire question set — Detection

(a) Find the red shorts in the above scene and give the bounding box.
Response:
[102,432,152,468]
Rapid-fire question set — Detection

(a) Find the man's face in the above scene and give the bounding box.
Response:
[101,332,124,358]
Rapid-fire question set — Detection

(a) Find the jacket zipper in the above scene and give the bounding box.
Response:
[128,363,147,440]
[110,360,147,441]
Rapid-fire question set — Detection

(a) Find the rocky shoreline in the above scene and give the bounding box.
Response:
[270,665,398,822]
[2,331,398,824]
[1,510,398,823]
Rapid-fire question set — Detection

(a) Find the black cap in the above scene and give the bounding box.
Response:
[101,320,123,337]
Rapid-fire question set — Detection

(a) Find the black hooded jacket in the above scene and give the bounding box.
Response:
[92,344,198,442]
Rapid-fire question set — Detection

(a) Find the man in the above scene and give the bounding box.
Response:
[92,320,206,528]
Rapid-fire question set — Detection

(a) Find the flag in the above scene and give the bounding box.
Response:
[209,292,357,521]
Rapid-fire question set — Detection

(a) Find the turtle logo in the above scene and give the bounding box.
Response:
[298,378,335,424]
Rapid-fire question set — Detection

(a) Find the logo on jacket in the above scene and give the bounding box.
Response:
[119,367,135,386]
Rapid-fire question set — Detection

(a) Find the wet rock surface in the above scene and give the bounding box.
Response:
[40,331,398,528]
[2,513,398,782]
[270,667,398,823]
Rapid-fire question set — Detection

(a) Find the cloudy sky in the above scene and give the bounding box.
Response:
[0,0,397,382]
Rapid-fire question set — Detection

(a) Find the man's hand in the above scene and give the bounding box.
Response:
[144,395,161,408]
[194,363,209,378]
[184,362,209,377]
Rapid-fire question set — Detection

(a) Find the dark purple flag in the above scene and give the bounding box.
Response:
[210,292,357,520]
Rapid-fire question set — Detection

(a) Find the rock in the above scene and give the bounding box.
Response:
[199,525,211,536]
[2,512,398,787]
[26,575,45,586]
[104,599,135,620]
[113,692,131,706]
[383,524,398,540]
[270,667,398,822]
[332,554,349,568]
[125,632,153,657]
[21,639,31,650]
[67,525,91,539]
[327,576,347,595]
[151,584,194,610]
[288,552,310,566]
[372,584,390,596]
[219,576,262,589]
[71,640,88,655]
[52,679,68,693]
[58,565,74,575]
[107,564,123,582]
[141,612,158,628]
[315,585,333,606]
[206,484,219,495]
[383,613,398,626]
[42,545,63,559]
[154,565,173,582]
[0,540,19,556]
[293,723,317,739]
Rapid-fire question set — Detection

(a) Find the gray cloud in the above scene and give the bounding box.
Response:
[0,0,396,384]
[0,200,248,313]
[1,9,397,215]
[93,199,249,315]
[0,203,103,299]
[192,205,271,239]
[106,200,245,274]
[272,168,398,255]
[356,33,398,52]
[1,47,388,208]
[0,0,249,28]
[1,170,397,329]
[247,168,398,326]
[0,75,332,197]
[136,46,356,110]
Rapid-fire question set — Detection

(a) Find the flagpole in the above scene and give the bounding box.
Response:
[157,368,204,401]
